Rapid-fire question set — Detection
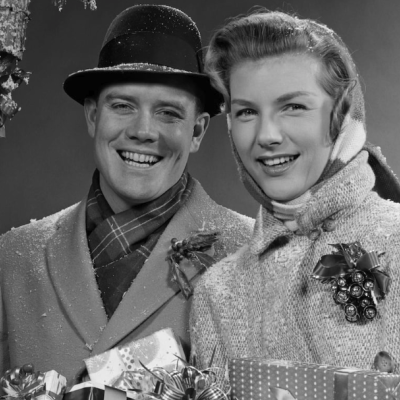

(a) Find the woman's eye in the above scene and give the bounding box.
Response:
[235,108,257,118]
[284,103,307,112]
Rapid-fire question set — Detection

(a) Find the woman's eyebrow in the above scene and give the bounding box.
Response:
[275,91,316,103]
[231,99,255,107]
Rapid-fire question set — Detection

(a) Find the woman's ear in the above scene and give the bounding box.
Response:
[84,98,97,139]
[190,112,211,153]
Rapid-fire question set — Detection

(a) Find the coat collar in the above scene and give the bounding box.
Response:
[250,152,376,255]
[46,201,108,347]
[46,180,214,354]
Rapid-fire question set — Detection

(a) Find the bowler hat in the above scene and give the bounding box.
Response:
[63,5,223,117]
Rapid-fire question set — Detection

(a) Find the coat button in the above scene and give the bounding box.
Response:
[308,228,321,241]
[374,351,394,372]
[322,218,337,232]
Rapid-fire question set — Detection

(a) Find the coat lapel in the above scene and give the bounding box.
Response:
[93,181,209,354]
[46,200,108,347]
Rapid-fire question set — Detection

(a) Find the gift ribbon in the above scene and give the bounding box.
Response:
[312,250,390,299]
[378,376,400,400]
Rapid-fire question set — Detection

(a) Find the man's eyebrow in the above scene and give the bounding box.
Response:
[156,99,187,113]
[104,92,135,102]
[275,91,316,103]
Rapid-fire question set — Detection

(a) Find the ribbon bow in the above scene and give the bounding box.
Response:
[312,242,390,299]
[0,366,65,400]
[311,242,390,323]
[1,365,45,400]
[136,359,229,400]
[167,231,220,299]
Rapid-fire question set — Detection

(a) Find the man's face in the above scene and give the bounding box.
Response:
[84,77,209,213]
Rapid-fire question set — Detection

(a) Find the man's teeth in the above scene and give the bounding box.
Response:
[262,156,296,166]
[121,151,160,166]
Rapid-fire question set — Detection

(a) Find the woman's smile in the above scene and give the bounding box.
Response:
[257,154,299,176]
[230,54,334,201]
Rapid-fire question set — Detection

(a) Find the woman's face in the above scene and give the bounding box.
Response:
[229,54,334,202]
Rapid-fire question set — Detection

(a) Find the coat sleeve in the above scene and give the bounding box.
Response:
[0,237,10,375]
[189,277,229,384]
[0,288,10,375]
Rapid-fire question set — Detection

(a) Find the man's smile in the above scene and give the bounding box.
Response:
[118,150,162,168]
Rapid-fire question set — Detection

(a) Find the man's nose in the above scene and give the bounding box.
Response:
[126,112,158,142]
[257,116,283,147]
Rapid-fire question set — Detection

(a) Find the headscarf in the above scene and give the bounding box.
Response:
[229,78,400,229]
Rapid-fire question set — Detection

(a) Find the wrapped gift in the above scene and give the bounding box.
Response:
[230,358,400,400]
[1,366,67,400]
[84,328,185,385]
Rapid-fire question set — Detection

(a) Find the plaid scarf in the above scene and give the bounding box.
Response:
[86,169,194,317]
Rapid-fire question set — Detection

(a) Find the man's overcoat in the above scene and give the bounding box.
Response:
[0,179,253,383]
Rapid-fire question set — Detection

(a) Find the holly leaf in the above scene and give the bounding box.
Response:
[188,252,215,270]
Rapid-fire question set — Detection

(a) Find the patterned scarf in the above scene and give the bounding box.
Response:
[86,169,194,317]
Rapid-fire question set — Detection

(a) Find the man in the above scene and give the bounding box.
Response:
[0,5,253,384]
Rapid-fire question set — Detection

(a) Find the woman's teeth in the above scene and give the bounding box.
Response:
[262,155,296,166]
[120,151,160,167]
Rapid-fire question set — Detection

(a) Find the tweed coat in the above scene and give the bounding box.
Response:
[0,179,253,384]
[190,152,400,375]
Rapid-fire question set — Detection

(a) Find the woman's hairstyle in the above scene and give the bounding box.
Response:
[205,9,362,141]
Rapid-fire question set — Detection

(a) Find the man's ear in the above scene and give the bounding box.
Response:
[84,97,97,139]
[190,112,210,153]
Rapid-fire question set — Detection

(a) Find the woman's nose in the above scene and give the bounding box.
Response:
[126,112,158,142]
[257,117,283,147]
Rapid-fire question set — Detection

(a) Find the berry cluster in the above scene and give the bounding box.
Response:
[331,270,377,322]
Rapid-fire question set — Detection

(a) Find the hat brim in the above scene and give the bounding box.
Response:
[63,63,224,117]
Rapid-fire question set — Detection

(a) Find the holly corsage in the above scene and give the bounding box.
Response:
[311,242,390,323]
[167,231,220,300]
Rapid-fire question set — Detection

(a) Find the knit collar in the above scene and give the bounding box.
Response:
[249,151,375,255]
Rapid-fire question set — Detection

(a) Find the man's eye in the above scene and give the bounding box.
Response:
[158,110,182,119]
[112,103,132,111]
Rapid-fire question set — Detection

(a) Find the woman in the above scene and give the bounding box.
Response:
[190,9,400,375]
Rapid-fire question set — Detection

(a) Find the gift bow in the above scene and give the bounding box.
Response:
[312,250,390,299]
[131,363,229,400]
[1,367,45,400]
[1,367,65,400]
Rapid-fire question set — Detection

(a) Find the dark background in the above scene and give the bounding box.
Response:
[0,0,399,233]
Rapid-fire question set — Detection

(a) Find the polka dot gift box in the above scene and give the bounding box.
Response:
[84,328,185,386]
[230,358,400,400]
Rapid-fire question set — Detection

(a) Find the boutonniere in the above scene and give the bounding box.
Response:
[167,231,220,300]
[311,241,390,323]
